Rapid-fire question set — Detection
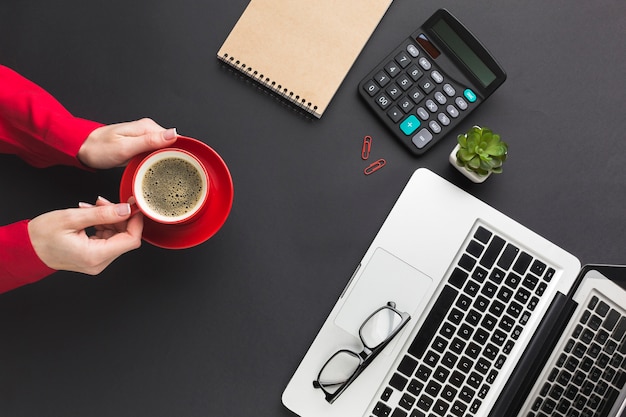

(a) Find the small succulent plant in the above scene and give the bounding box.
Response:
[455,126,508,177]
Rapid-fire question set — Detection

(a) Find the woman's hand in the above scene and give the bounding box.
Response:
[77,118,177,169]
[28,197,143,275]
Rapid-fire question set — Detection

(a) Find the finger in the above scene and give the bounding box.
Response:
[126,210,144,237]
[124,126,178,157]
[97,197,131,233]
[65,204,132,231]
[96,195,114,206]
[85,218,143,262]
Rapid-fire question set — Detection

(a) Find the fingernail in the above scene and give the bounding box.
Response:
[97,195,112,204]
[78,202,94,208]
[115,203,131,216]
[163,128,177,141]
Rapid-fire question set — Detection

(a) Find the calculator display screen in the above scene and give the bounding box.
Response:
[431,19,497,88]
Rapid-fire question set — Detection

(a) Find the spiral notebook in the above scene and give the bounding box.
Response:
[217,0,394,118]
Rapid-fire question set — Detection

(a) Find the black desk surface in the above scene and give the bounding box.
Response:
[1,0,626,415]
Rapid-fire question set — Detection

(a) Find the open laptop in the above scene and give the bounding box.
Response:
[282,168,626,417]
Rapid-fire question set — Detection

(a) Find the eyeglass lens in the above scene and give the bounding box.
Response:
[360,307,403,349]
[318,351,361,394]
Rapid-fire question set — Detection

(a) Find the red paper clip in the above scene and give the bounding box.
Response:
[361,135,372,160]
[364,158,386,175]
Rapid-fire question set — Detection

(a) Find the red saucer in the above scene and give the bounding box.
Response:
[120,136,234,249]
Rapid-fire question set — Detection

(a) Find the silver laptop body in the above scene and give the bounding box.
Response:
[282,168,626,417]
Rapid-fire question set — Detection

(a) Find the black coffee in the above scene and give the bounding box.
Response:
[141,157,204,217]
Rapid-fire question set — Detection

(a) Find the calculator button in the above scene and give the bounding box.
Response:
[438,113,451,126]
[443,83,456,96]
[418,57,432,70]
[386,84,402,99]
[455,97,468,110]
[398,97,415,113]
[463,88,477,103]
[408,65,423,81]
[375,93,392,109]
[420,79,435,94]
[429,121,442,134]
[395,52,412,68]
[408,88,424,104]
[387,107,404,123]
[431,71,444,84]
[425,99,438,113]
[434,92,447,105]
[416,107,429,120]
[375,71,390,87]
[397,75,413,91]
[400,115,421,136]
[447,105,460,118]
[412,128,433,149]
[363,80,380,97]
[385,62,401,78]
[407,44,420,57]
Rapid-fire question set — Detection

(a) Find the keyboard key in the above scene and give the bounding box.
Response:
[597,301,610,317]
[411,128,433,149]
[467,240,485,258]
[603,309,621,331]
[387,106,404,123]
[513,252,532,274]
[390,373,409,390]
[400,115,420,135]
[397,356,418,377]
[407,379,424,396]
[480,235,505,268]
[407,65,423,80]
[407,287,457,359]
[385,61,401,77]
[399,393,416,410]
[417,394,433,411]
[391,409,407,417]
[530,259,547,276]
[386,84,402,99]
[375,70,391,86]
[613,317,626,341]
[373,402,391,417]
[363,80,380,96]
[474,226,492,244]
[497,243,519,270]
[395,51,412,68]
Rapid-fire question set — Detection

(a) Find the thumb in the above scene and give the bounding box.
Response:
[69,203,132,230]
[132,127,178,155]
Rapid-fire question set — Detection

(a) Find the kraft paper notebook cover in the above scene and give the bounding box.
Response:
[217,0,394,118]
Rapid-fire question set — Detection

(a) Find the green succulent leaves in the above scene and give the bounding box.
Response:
[456,126,508,176]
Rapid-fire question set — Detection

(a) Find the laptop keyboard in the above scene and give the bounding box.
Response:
[371,225,555,417]
[525,294,626,417]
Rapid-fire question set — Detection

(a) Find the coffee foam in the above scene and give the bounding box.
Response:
[141,157,204,217]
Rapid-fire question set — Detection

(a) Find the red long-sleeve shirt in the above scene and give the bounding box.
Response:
[0,65,102,293]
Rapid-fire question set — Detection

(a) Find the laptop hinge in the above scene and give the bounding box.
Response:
[488,292,577,417]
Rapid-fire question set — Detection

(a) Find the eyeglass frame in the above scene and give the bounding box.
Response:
[312,301,411,404]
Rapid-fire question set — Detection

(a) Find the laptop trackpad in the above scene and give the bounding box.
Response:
[334,247,433,337]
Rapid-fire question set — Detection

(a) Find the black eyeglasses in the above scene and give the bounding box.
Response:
[312,301,411,404]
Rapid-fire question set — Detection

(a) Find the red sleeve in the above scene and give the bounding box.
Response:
[0,65,103,168]
[0,65,103,292]
[0,221,55,293]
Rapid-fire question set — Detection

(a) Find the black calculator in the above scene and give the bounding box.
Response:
[358,9,506,155]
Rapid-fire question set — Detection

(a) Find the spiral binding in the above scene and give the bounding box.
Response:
[218,53,320,118]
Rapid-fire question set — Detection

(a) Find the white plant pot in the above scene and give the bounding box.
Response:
[449,144,491,183]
